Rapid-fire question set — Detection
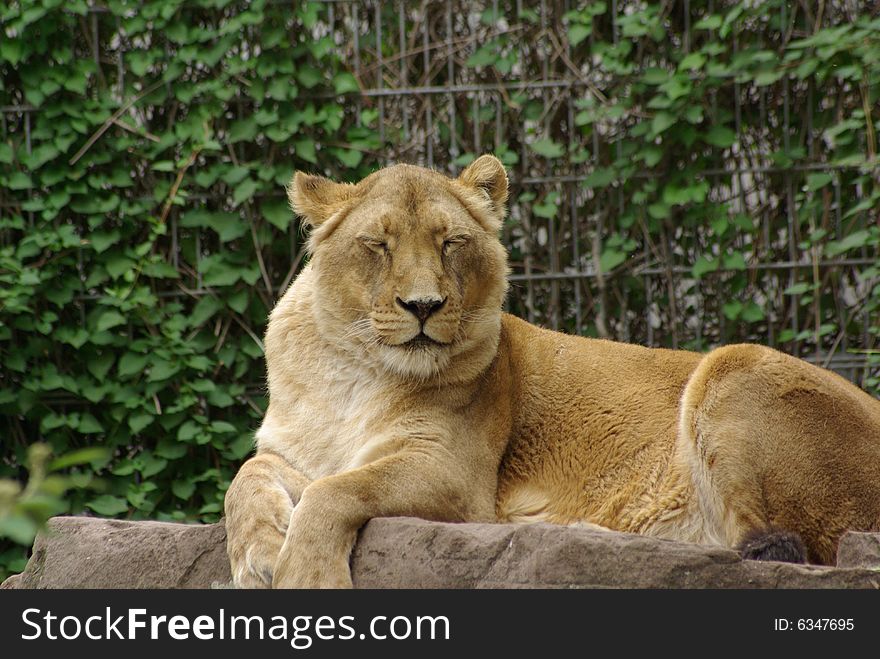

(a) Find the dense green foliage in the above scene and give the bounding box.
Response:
[0,444,107,557]
[1,0,878,579]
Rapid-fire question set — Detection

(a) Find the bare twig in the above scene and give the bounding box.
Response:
[860,75,876,161]
[277,243,309,296]
[232,315,265,354]
[545,29,609,107]
[112,118,160,142]
[243,395,265,417]
[69,79,164,165]
[159,147,201,226]
[214,317,232,354]
[245,204,276,308]
[356,25,525,78]
[591,229,610,339]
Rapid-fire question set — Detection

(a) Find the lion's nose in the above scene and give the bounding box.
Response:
[396,296,446,323]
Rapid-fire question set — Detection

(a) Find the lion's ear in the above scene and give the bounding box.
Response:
[456,154,509,229]
[287,172,354,227]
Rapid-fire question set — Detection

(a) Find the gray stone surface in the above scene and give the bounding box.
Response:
[352,520,880,589]
[1,516,231,589]
[836,532,880,570]
[3,516,880,589]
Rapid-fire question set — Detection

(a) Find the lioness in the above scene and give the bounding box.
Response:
[225,155,880,588]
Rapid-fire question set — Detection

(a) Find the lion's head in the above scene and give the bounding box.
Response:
[288,155,510,381]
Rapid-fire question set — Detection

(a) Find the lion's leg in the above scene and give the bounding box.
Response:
[272,446,491,588]
[224,451,311,588]
[677,344,880,564]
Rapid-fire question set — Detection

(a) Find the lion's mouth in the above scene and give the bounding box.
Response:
[402,332,445,349]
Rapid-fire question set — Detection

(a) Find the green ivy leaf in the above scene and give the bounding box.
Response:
[723,252,747,270]
[583,168,615,188]
[0,39,24,65]
[225,435,255,459]
[139,453,168,478]
[679,52,706,70]
[806,172,833,191]
[147,358,180,382]
[466,46,498,68]
[155,438,188,460]
[21,144,59,169]
[95,310,127,332]
[599,248,627,272]
[210,420,236,433]
[294,138,317,164]
[77,413,104,434]
[227,289,249,314]
[825,230,871,257]
[330,147,363,169]
[7,171,33,190]
[333,72,360,94]
[692,255,719,279]
[86,495,130,516]
[177,420,201,442]
[211,212,248,241]
[784,282,812,296]
[296,66,323,88]
[128,412,154,433]
[741,301,765,323]
[703,126,736,148]
[694,15,722,30]
[647,201,670,219]
[229,118,258,143]
[722,300,742,320]
[568,24,591,47]
[90,230,121,254]
[529,138,565,158]
[104,253,136,279]
[118,352,148,378]
[189,295,223,328]
[172,480,196,500]
[651,112,676,134]
[262,199,293,231]
[0,142,13,164]
[754,70,785,86]
[233,179,259,206]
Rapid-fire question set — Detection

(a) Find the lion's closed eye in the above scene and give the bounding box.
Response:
[358,235,388,255]
[442,235,469,256]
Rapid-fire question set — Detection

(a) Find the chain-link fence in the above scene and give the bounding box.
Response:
[317,0,878,383]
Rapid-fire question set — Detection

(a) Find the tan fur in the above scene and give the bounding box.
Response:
[225,155,880,587]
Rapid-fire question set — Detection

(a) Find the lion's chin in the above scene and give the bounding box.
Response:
[376,342,452,380]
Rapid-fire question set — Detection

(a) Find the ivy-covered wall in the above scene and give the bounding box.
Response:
[1,0,878,578]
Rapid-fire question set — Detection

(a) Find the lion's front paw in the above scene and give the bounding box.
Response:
[271,518,355,589]
[231,550,278,589]
[227,525,286,589]
[272,555,354,589]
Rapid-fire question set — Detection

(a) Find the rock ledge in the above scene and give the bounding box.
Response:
[3,516,879,589]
